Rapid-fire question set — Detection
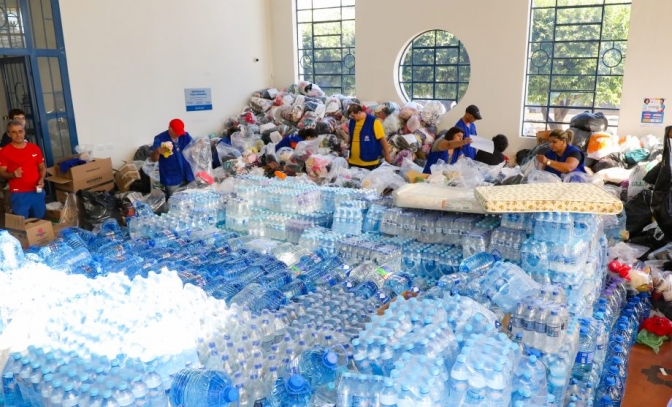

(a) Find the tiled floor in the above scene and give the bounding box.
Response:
[623,342,672,406]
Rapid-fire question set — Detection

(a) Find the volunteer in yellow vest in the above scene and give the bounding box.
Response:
[346,104,392,169]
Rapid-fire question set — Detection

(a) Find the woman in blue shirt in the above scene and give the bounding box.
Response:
[422,127,473,174]
[536,129,586,176]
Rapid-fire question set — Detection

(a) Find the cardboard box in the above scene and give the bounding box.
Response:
[46,156,114,194]
[4,213,55,248]
[114,170,140,193]
[46,156,114,202]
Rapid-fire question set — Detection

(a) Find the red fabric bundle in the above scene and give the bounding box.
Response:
[640,316,672,336]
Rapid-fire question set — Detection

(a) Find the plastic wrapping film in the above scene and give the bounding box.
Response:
[393,183,484,214]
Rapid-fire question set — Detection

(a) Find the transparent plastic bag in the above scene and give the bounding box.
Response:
[361,166,406,195]
[231,127,259,153]
[383,114,403,136]
[305,154,337,181]
[183,137,214,185]
[216,142,242,164]
[60,192,79,227]
[524,169,562,184]
[420,100,446,127]
[249,96,273,113]
[562,171,590,183]
[141,158,160,182]
[75,144,95,161]
[608,242,650,263]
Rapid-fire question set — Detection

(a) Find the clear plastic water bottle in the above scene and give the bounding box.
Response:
[169,369,239,407]
[142,366,167,407]
[459,252,496,274]
[0,230,25,271]
[267,375,312,407]
[447,354,469,406]
[571,326,595,380]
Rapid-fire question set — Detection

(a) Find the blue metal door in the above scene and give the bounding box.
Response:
[0,55,43,149]
[0,0,78,167]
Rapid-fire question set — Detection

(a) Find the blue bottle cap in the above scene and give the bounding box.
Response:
[102,390,113,399]
[220,387,239,403]
[90,388,100,397]
[64,383,74,391]
[286,374,307,393]
[322,351,338,369]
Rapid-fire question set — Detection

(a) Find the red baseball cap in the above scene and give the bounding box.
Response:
[169,118,186,136]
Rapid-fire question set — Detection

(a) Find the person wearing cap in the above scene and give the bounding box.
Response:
[346,104,392,169]
[0,120,46,218]
[454,105,482,160]
[151,119,195,197]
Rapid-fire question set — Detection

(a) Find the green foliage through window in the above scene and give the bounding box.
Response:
[297,0,355,96]
[398,30,470,111]
[523,0,631,134]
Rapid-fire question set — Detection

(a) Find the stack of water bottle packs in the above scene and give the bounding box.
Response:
[0,171,646,407]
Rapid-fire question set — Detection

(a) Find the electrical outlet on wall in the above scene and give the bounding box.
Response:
[105,143,114,150]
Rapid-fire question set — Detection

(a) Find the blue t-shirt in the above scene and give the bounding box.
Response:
[455,118,477,159]
[275,134,303,152]
[152,131,195,187]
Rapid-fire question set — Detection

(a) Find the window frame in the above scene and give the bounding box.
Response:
[397,29,470,109]
[296,0,356,96]
[522,0,632,135]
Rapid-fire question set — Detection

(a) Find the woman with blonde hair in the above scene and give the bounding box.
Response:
[536,129,586,176]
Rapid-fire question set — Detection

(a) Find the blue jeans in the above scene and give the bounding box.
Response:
[11,190,46,219]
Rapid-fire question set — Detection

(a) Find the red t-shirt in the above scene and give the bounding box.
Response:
[0,143,45,192]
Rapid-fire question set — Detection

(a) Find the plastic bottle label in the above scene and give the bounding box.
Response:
[253,398,266,407]
[522,320,535,331]
[380,394,397,406]
[546,325,561,338]
[351,395,370,407]
[575,351,594,364]
[535,321,546,334]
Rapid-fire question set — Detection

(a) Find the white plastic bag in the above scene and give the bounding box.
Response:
[627,163,650,200]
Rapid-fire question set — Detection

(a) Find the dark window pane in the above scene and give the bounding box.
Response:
[412,49,434,65]
[413,66,434,82]
[413,83,434,99]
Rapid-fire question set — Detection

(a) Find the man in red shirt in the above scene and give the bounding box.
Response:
[0,120,46,218]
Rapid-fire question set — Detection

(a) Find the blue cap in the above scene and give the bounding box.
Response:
[286,374,307,393]
[322,351,338,369]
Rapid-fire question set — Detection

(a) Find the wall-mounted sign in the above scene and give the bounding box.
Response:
[184,88,212,112]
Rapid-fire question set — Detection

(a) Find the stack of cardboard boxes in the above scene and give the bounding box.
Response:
[3,155,114,248]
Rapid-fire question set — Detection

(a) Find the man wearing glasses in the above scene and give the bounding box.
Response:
[346,104,393,170]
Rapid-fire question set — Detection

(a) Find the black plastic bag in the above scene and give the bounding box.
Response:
[569,127,592,152]
[133,145,153,161]
[651,126,672,238]
[519,142,550,166]
[625,190,653,236]
[591,152,625,173]
[570,111,608,133]
[515,149,531,166]
[77,190,119,230]
[644,162,661,185]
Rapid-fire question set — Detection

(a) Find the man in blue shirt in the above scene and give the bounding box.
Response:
[151,118,194,197]
[275,128,318,152]
[454,105,482,160]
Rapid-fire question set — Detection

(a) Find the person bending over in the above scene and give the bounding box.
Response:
[475,134,508,166]
[422,127,473,174]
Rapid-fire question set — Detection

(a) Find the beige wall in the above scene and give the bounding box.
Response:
[618,0,672,137]
[59,0,275,166]
[355,0,534,155]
